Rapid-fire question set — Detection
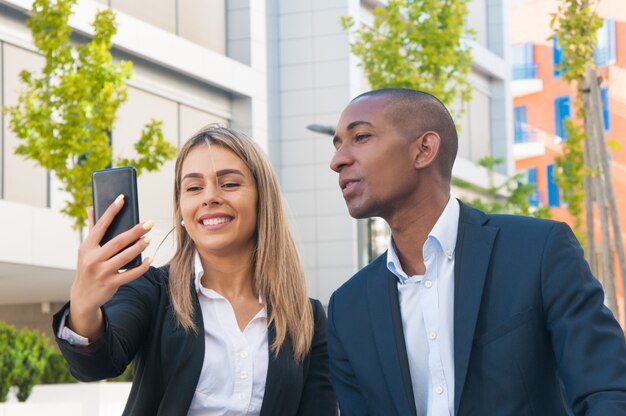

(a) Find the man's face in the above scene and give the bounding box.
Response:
[330,96,419,219]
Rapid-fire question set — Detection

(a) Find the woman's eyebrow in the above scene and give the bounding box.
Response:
[181,172,203,181]
[216,169,244,177]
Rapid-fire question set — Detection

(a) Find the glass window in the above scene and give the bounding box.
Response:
[554,95,571,140]
[367,218,390,263]
[514,105,528,143]
[595,18,616,67]
[512,43,536,80]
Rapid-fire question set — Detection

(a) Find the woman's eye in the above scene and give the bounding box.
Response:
[185,186,202,192]
[355,133,370,141]
[222,182,240,188]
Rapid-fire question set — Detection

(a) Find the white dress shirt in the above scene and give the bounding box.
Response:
[59,251,269,416]
[386,196,459,416]
[188,252,268,415]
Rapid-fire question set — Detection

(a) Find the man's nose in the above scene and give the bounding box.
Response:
[330,145,352,173]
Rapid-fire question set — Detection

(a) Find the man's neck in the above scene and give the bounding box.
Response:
[387,193,450,276]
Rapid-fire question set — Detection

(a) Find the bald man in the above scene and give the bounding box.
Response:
[326,88,626,416]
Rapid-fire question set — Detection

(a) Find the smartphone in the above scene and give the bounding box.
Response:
[92,166,142,269]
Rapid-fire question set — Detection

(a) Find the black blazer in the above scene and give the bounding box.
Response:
[328,202,626,415]
[53,266,337,416]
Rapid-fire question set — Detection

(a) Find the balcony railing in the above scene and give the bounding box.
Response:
[512,64,537,80]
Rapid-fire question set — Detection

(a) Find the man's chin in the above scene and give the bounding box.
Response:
[347,203,372,219]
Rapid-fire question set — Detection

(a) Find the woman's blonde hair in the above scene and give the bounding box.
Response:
[168,125,313,362]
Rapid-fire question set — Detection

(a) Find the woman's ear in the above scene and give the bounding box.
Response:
[413,131,441,169]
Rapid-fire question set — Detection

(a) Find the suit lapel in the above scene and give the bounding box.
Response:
[368,257,417,416]
[453,202,498,413]
[259,313,282,416]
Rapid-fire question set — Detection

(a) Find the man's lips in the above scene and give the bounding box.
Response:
[339,178,360,197]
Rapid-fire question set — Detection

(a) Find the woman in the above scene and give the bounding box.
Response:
[53,125,337,415]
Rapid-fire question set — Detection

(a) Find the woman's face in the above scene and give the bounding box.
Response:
[179,143,258,258]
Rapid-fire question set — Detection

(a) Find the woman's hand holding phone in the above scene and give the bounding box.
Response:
[68,196,153,341]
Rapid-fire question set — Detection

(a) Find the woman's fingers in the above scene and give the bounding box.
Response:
[87,206,95,230]
[84,194,125,247]
[105,230,152,272]
[113,257,153,288]
[98,220,153,263]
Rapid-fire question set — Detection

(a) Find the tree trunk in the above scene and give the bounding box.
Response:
[582,68,618,313]
[586,66,626,319]
[584,140,595,271]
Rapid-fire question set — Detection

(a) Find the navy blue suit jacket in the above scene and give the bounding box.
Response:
[54,266,337,416]
[328,202,626,415]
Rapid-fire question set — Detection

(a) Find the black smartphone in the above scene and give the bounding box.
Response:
[92,166,142,269]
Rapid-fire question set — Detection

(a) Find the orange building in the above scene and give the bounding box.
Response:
[510,0,626,321]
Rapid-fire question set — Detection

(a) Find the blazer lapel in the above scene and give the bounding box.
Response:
[259,314,282,416]
[368,257,417,416]
[453,202,498,413]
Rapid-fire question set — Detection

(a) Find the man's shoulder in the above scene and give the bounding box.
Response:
[332,253,387,300]
[463,202,564,233]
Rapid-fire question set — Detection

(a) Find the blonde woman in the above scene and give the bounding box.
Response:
[53,126,337,415]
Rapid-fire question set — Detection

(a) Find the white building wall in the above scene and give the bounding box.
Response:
[0,0,511,325]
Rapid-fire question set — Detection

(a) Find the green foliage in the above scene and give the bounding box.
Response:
[39,350,77,385]
[607,139,622,151]
[0,322,54,402]
[11,329,54,401]
[550,0,603,83]
[341,0,474,119]
[554,118,587,245]
[550,0,603,248]
[0,323,17,402]
[461,156,551,219]
[3,0,176,230]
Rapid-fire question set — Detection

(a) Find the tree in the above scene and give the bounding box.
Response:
[551,0,625,316]
[4,0,176,232]
[341,0,473,119]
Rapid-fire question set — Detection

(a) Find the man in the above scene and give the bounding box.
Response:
[327,88,626,416]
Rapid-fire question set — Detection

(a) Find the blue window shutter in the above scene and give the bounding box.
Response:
[601,87,610,131]
[554,96,570,140]
[553,37,563,77]
[514,105,528,143]
[547,164,560,207]
[527,167,538,207]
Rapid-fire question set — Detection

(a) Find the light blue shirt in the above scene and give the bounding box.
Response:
[387,197,459,416]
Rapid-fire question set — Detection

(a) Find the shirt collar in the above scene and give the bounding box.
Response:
[387,197,460,282]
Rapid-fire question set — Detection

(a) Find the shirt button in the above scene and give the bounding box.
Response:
[239,371,248,379]
[446,249,453,257]
[240,351,249,358]
[429,331,437,340]
[237,393,244,400]
[435,386,444,395]
[424,280,433,288]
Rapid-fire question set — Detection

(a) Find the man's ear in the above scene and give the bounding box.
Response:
[412,131,441,169]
